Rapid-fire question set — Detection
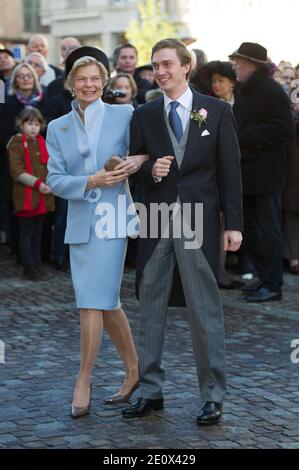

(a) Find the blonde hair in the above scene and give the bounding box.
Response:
[67,56,109,89]
[9,63,42,96]
[109,73,137,98]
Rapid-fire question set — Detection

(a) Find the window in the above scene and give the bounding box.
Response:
[23,0,42,33]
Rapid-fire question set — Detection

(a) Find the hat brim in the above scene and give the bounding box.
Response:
[135,64,153,73]
[65,46,110,78]
[0,48,14,59]
[199,61,236,81]
[229,52,268,67]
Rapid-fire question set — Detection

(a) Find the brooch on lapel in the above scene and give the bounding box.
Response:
[60,125,69,133]
[190,108,208,128]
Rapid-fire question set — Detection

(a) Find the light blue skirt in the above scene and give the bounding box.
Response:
[69,208,127,310]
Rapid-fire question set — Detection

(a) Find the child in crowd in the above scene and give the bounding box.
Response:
[8,107,54,281]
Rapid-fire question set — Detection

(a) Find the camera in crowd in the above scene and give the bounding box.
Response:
[104,88,126,103]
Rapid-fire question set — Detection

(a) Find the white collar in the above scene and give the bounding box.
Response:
[164,86,193,112]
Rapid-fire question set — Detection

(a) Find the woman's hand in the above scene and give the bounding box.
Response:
[114,154,149,175]
[93,167,129,188]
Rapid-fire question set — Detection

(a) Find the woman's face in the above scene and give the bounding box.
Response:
[211,73,234,99]
[16,66,35,93]
[113,76,133,104]
[73,63,103,109]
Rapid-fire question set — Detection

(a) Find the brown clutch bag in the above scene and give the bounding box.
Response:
[104,155,124,171]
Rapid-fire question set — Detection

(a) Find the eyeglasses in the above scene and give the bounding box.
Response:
[17,73,34,80]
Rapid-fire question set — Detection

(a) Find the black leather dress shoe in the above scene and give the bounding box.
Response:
[244,286,281,303]
[122,397,164,419]
[241,280,262,293]
[219,280,244,290]
[196,401,222,426]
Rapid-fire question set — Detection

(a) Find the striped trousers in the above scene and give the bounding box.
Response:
[138,217,227,403]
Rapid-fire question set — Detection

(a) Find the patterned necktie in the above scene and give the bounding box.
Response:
[169,101,183,142]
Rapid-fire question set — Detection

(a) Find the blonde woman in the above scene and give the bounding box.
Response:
[46,47,148,418]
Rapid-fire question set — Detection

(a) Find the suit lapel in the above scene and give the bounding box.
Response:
[180,91,206,173]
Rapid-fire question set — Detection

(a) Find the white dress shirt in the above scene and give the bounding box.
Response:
[164,86,193,132]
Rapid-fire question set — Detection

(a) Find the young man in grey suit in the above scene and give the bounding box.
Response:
[122,39,243,425]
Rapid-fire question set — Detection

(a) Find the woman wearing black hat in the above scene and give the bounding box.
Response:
[192,61,243,289]
[46,47,148,417]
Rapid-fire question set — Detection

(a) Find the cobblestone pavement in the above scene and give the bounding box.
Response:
[0,244,298,449]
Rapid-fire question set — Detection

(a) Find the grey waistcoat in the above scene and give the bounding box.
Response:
[163,112,191,217]
[164,111,191,170]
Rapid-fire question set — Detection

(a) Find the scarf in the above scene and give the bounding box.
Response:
[15,89,43,107]
[21,134,49,211]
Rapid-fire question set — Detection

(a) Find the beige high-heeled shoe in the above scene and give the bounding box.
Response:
[103,382,139,405]
[71,384,92,418]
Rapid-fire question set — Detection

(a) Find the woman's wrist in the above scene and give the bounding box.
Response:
[91,174,97,188]
[86,175,96,191]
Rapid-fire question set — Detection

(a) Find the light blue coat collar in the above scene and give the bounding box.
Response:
[71,99,105,173]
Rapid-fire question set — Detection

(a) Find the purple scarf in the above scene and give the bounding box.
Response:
[15,89,43,107]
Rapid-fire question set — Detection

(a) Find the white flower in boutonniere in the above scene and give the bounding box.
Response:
[190,108,208,128]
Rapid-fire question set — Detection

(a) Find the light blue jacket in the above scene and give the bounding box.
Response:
[46,100,138,244]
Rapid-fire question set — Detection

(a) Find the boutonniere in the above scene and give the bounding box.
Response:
[190,108,208,128]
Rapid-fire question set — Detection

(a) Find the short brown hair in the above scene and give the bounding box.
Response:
[16,107,46,131]
[151,38,192,79]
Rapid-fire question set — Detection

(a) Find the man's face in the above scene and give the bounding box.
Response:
[117,47,138,74]
[28,37,48,58]
[233,58,258,83]
[152,48,190,96]
[60,38,81,61]
[0,52,15,73]
[26,55,45,78]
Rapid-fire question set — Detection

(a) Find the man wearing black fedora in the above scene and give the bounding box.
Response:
[230,42,293,302]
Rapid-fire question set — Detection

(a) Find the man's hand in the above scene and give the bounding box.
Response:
[223,231,242,252]
[152,156,175,178]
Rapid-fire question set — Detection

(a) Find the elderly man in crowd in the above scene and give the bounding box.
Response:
[27,34,62,86]
[231,42,293,302]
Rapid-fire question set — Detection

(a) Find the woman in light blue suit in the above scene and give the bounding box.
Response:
[46,47,148,418]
